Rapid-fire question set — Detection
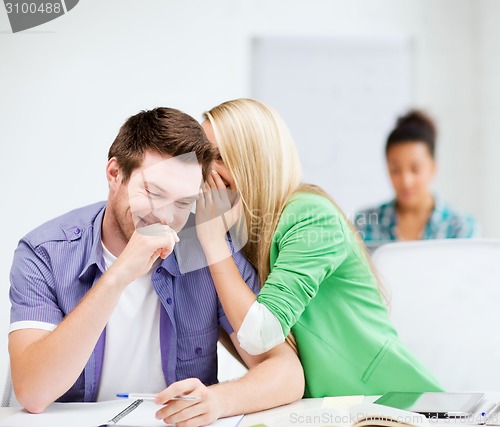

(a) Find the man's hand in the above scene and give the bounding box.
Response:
[9,223,179,413]
[153,338,304,426]
[155,378,222,427]
[108,224,179,286]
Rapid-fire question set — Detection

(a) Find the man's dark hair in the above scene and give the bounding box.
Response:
[108,107,214,181]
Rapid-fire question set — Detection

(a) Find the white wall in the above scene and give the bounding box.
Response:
[252,36,413,216]
[1,0,498,389]
[479,0,500,239]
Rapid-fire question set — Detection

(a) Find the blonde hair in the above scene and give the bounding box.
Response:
[204,98,302,285]
[204,99,388,342]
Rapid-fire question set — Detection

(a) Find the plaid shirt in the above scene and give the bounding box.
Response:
[354,197,479,243]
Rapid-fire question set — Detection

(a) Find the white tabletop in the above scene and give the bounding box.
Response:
[240,393,500,427]
[240,396,374,427]
[0,407,18,421]
[2,393,499,427]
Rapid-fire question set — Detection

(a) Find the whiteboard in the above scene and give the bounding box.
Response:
[251,36,414,218]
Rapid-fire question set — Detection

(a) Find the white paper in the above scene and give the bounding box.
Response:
[0,401,244,427]
[322,395,365,410]
[0,400,166,427]
[110,400,169,426]
[208,415,244,427]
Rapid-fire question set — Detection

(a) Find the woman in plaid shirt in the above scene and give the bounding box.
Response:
[355,110,479,243]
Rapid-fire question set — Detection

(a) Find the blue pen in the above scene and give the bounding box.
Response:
[117,393,200,401]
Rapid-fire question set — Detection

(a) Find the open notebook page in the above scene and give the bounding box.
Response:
[0,400,243,427]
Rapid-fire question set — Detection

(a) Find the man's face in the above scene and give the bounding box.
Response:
[113,151,202,241]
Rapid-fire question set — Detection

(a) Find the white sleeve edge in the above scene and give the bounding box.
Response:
[9,321,57,333]
[237,300,285,355]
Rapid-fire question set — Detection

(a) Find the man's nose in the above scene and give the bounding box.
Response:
[152,202,175,225]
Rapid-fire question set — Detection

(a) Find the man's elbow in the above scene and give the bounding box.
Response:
[271,350,305,402]
[276,369,305,404]
[13,382,52,414]
[287,360,305,402]
[23,401,49,414]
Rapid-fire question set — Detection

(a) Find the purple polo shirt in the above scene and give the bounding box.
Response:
[9,202,259,402]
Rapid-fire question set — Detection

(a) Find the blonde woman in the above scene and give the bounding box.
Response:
[196,98,442,397]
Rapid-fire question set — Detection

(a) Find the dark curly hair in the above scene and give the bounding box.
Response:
[385,110,437,158]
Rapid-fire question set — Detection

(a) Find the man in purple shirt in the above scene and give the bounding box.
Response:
[8,107,304,426]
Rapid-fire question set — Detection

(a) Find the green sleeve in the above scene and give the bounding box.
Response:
[257,194,349,336]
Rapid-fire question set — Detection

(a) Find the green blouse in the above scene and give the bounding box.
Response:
[257,192,442,397]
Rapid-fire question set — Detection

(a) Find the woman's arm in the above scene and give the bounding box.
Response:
[196,216,257,332]
[196,171,348,352]
[195,172,260,332]
[197,173,287,353]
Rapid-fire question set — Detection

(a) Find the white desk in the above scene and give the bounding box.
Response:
[240,393,500,427]
[0,407,18,421]
[240,397,370,426]
[2,394,499,427]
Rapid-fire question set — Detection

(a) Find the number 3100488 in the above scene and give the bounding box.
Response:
[5,2,62,14]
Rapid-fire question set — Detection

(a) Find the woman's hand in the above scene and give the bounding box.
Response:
[196,170,242,257]
[154,378,222,427]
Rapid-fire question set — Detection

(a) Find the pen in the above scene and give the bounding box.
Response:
[116,393,201,401]
[482,403,496,419]
[482,401,500,425]
[108,399,144,424]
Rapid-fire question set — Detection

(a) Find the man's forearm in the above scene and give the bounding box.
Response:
[210,344,304,417]
[10,270,127,413]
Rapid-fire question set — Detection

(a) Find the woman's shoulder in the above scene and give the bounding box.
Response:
[286,191,334,209]
[435,197,471,218]
[274,192,341,232]
[431,197,480,238]
[283,191,347,221]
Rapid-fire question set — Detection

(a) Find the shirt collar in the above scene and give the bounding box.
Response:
[78,205,106,280]
[159,251,183,277]
[391,195,444,239]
